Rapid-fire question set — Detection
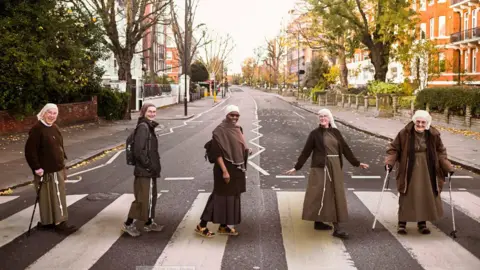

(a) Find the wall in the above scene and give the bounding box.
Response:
[144,94,177,108]
[0,97,98,135]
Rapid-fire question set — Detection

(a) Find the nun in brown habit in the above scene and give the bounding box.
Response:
[195,105,251,237]
[24,103,76,234]
[286,108,369,239]
[385,110,454,235]
[122,103,164,237]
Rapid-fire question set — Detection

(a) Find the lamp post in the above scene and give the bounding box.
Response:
[183,0,188,116]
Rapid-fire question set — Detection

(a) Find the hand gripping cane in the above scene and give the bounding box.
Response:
[28,176,43,237]
[372,170,390,231]
[448,173,457,238]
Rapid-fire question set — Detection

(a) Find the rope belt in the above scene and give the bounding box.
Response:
[318,155,339,216]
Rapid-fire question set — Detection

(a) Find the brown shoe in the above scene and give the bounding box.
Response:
[54,222,77,234]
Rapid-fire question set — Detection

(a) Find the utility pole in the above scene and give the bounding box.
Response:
[297,31,300,98]
[184,0,188,116]
[221,60,224,98]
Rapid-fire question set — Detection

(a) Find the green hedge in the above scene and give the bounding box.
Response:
[97,88,130,120]
[415,87,480,117]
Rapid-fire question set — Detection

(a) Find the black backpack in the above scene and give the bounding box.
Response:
[126,123,148,166]
[204,140,215,163]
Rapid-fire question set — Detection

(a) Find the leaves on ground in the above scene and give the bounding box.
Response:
[0,188,13,195]
[435,125,480,140]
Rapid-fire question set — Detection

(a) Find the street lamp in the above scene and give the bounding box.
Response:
[183,0,188,116]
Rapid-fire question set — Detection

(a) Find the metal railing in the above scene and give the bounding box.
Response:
[450,27,480,43]
[450,0,470,6]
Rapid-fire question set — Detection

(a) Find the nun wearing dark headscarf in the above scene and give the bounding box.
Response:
[195,105,251,237]
[285,108,369,239]
[385,110,454,235]
[122,103,164,237]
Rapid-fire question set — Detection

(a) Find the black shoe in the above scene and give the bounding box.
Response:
[418,224,431,235]
[333,230,349,239]
[314,222,333,230]
[36,222,54,231]
[54,222,77,234]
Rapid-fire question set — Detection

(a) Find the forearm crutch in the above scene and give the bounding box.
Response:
[372,170,390,231]
[447,173,457,238]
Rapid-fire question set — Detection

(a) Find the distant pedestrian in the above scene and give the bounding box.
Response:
[285,108,369,239]
[122,103,163,237]
[25,103,76,234]
[195,105,251,237]
[385,110,454,235]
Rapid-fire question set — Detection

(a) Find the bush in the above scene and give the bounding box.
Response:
[415,87,480,116]
[367,81,402,95]
[398,96,415,109]
[347,86,367,95]
[97,87,130,120]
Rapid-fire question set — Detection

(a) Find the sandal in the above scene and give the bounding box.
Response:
[418,224,431,235]
[397,226,407,235]
[218,225,239,236]
[195,225,215,238]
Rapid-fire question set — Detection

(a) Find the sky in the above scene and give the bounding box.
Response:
[192,0,297,74]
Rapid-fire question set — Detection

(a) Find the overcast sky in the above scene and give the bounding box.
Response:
[193,0,297,74]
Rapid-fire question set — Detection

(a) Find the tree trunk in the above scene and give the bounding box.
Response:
[117,51,134,120]
[337,45,348,87]
[369,42,390,82]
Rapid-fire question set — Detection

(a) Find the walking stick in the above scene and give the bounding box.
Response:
[372,170,390,231]
[27,177,43,237]
[447,173,457,238]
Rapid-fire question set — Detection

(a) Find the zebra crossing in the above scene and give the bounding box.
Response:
[1,190,480,270]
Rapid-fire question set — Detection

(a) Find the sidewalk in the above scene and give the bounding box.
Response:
[0,96,225,191]
[276,95,480,174]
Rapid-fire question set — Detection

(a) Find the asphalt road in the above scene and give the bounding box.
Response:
[0,86,479,270]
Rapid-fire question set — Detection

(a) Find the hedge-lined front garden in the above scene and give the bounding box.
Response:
[416,87,480,118]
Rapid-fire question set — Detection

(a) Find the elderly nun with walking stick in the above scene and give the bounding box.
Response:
[285,108,369,239]
[24,103,76,234]
[384,110,454,235]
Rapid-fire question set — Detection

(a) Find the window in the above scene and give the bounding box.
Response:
[429,18,435,39]
[166,51,173,60]
[428,0,434,6]
[473,51,477,72]
[438,16,446,36]
[438,0,445,3]
[439,53,446,72]
[412,0,416,10]
[420,23,427,39]
[464,51,469,72]
[166,64,172,73]
[464,12,469,31]
[473,9,477,29]
[354,54,359,62]
[420,0,426,10]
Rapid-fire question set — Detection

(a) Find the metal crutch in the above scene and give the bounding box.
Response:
[372,169,390,231]
[447,173,457,238]
[28,176,43,236]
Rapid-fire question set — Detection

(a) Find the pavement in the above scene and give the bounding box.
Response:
[273,94,480,174]
[0,86,479,270]
[0,95,226,191]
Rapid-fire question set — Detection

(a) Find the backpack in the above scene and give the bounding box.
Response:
[204,140,215,163]
[126,123,149,166]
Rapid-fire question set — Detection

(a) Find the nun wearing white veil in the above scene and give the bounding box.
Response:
[24,103,76,234]
[286,108,369,239]
[385,110,454,235]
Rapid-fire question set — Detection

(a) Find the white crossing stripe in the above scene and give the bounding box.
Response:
[276,192,357,269]
[153,193,228,269]
[275,175,305,178]
[351,175,380,179]
[0,194,86,248]
[0,196,19,204]
[441,191,480,223]
[165,177,194,180]
[355,191,480,269]
[26,194,135,270]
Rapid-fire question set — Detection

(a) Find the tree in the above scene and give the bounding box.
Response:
[0,0,107,116]
[190,61,209,82]
[293,7,358,87]
[66,0,171,117]
[169,0,209,79]
[264,35,287,86]
[199,32,235,82]
[241,57,255,85]
[308,0,417,82]
[304,57,330,88]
